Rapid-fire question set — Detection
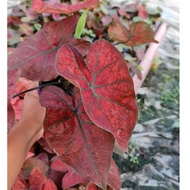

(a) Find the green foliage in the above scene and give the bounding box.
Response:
[161,86,179,109]
[129,156,139,164]
[74,10,89,38]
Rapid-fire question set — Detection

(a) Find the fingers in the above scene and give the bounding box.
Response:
[27,81,39,98]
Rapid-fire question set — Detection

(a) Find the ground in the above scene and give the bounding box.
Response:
[113,1,179,189]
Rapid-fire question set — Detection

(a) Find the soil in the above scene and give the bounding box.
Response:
[113,1,179,189]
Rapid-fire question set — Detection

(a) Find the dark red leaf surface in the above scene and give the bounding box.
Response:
[51,157,89,189]
[50,156,68,171]
[8,68,21,130]
[29,167,47,190]
[42,179,57,190]
[32,0,99,14]
[38,138,54,154]
[56,39,138,151]
[40,86,115,189]
[69,38,91,56]
[36,152,49,165]
[47,169,66,189]
[86,159,121,190]
[8,15,79,81]
[108,21,158,47]
[62,168,89,189]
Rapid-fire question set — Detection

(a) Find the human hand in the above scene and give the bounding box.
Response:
[8,82,46,190]
[19,81,46,142]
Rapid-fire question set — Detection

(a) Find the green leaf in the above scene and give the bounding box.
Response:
[74,10,89,38]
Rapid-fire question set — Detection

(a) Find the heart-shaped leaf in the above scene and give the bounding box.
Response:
[108,21,158,47]
[8,15,80,81]
[40,86,115,189]
[29,167,47,190]
[32,0,99,15]
[56,39,138,151]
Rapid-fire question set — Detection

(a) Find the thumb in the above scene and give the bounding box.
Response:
[28,81,39,98]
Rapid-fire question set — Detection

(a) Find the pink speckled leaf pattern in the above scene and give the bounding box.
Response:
[56,39,138,151]
[40,86,114,189]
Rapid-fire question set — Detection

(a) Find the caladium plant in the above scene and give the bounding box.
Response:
[8,0,158,188]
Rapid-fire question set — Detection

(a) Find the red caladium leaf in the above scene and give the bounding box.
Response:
[48,169,66,189]
[12,176,29,190]
[8,15,83,81]
[8,68,21,131]
[42,179,57,190]
[29,167,47,190]
[62,167,89,189]
[50,156,68,171]
[22,157,49,179]
[107,159,121,190]
[86,159,121,190]
[56,39,138,151]
[36,152,49,165]
[69,38,91,56]
[138,4,148,19]
[32,0,99,14]
[38,138,54,154]
[11,77,31,120]
[108,21,158,47]
[51,157,88,189]
[51,156,88,189]
[40,86,115,189]
[87,182,100,190]
[8,16,22,26]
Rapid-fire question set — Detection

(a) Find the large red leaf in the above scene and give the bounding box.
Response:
[8,68,21,131]
[8,15,81,81]
[56,39,138,151]
[40,86,115,189]
[29,167,47,190]
[32,0,99,14]
[108,21,158,47]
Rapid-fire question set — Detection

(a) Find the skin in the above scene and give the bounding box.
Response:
[8,83,46,190]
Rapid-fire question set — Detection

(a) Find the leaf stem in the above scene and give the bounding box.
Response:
[12,81,61,98]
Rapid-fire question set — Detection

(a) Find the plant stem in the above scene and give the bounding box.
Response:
[12,81,61,98]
